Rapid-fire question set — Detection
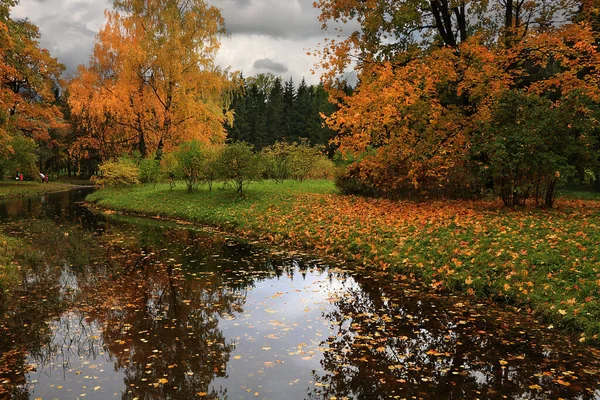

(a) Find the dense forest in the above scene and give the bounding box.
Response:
[2,0,600,207]
[225,73,350,155]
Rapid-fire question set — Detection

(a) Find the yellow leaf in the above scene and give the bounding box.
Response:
[529,384,542,390]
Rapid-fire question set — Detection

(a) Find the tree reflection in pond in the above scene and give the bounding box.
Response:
[309,273,600,399]
[1,190,600,399]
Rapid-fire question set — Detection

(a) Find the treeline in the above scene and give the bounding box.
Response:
[226,73,348,154]
[1,1,343,183]
[318,0,600,207]
[0,2,67,180]
[97,140,334,196]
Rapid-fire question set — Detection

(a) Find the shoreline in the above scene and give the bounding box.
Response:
[0,181,87,201]
[86,181,600,343]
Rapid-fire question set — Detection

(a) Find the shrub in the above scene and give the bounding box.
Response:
[289,140,324,182]
[306,154,335,180]
[216,142,263,196]
[474,90,597,207]
[334,162,380,197]
[173,140,205,193]
[202,145,223,192]
[160,152,180,190]
[262,140,334,182]
[139,157,160,186]
[261,141,295,183]
[94,157,140,187]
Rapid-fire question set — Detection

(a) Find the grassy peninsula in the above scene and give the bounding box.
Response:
[87,181,600,341]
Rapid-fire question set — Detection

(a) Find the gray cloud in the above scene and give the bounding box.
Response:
[12,0,112,75]
[253,58,288,74]
[11,0,356,85]
[219,0,323,39]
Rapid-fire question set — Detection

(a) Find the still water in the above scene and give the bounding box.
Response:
[0,189,599,399]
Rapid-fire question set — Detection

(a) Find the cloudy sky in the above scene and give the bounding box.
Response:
[11,0,355,86]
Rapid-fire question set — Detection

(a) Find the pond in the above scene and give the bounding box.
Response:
[0,189,599,399]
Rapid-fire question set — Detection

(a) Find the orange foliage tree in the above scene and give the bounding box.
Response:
[315,0,600,204]
[0,0,65,165]
[68,0,236,161]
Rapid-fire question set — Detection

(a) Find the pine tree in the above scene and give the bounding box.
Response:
[282,77,296,141]
[265,77,284,148]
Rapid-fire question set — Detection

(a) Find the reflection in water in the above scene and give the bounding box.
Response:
[0,189,600,399]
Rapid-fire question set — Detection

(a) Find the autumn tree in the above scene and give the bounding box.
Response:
[316,0,600,205]
[0,0,65,176]
[68,0,235,162]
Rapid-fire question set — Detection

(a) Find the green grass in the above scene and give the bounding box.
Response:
[87,179,338,228]
[87,180,600,342]
[0,181,76,200]
[558,188,600,201]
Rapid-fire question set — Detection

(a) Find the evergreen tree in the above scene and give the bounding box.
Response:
[227,74,249,142]
[294,78,312,142]
[246,82,268,147]
[265,77,284,148]
[224,74,343,155]
[282,77,296,141]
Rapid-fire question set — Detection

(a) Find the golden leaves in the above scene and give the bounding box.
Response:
[68,0,235,159]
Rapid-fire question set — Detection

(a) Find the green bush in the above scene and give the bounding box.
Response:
[93,157,140,187]
[0,134,39,180]
[159,152,180,190]
[261,140,334,182]
[173,140,205,193]
[261,141,295,183]
[202,145,223,192]
[139,158,160,186]
[474,90,597,207]
[216,142,263,196]
[289,140,325,182]
[306,154,335,180]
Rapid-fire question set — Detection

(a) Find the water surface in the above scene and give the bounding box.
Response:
[0,189,599,399]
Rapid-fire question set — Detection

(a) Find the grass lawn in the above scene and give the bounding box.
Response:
[0,181,76,200]
[88,180,600,341]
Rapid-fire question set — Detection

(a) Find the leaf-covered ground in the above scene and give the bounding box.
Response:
[87,181,600,341]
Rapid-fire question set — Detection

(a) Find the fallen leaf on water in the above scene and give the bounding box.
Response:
[529,384,542,390]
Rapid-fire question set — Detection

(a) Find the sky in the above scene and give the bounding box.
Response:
[11,0,356,86]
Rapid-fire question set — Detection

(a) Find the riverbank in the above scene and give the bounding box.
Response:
[87,181,600,341]
[0,181,78,200]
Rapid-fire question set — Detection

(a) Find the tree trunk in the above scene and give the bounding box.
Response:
[139,131,147,159]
